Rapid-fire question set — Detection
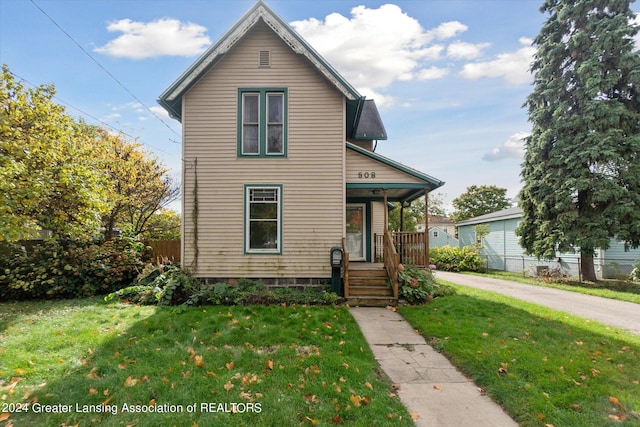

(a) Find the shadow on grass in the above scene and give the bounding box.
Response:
[400,295,640,427]
[0,297,104,333]
[6,303,413,427]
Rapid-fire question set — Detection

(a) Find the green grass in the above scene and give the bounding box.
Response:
[400,281,640,427]
[1,299,412,426]
[465,270,640,304]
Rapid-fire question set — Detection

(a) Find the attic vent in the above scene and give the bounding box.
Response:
[258,50,271,67]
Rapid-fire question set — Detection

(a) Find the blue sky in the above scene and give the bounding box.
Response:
[2,0,639,212]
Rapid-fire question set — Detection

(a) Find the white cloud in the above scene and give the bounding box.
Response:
[427,21,468,40]
[291,4,465,91]
[149,106,170,119]
[447,41,491,59]
[460,37,535,85]
[358,87,395,109]
[482,132,530,161]
[416,66,449,80]
[95,18,210,59]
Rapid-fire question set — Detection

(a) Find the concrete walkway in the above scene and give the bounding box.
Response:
[349,307,518,427]
[437,271,640,335]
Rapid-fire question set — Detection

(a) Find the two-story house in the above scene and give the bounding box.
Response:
[158,1,444,304]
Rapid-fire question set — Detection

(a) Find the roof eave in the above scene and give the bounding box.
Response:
[157,0,361,121]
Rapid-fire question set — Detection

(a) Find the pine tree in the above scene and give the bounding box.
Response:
[517,0,640,281]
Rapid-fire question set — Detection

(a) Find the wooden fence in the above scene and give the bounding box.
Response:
[145,240,181,263]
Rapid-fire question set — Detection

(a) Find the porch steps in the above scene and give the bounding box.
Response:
[346,263,397,307]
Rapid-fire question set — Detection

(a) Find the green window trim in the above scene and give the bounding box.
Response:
[237,88,288,157]
[244,184,283,254]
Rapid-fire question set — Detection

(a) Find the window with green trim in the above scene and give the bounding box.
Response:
[245,185,282,253]
[238,89,287,157]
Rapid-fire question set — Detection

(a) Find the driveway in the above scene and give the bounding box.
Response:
[436,271,640,335]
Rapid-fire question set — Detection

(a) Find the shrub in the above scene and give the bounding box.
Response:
[394,264,455,304]
[106,266,340,307]
[429,245,485,272]
[0,239,150,300]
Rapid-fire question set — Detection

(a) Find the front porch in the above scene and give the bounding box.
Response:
[341,143,444,305]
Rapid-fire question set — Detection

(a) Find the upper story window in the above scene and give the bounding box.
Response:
[238,88,287,157]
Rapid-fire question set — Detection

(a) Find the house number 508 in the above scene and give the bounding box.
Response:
[358,171,376,178]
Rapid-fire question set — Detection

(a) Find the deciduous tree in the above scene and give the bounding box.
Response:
[517,0,640,281]
[1,65,110,241]
[450,185,511,223]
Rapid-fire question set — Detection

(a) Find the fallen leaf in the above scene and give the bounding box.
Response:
[124,376,138,387]
[410,412,420,420]
[225,361,234,370]
[88,388,97,395]
[304,394,318,403]
[538,412,545,420]
[265,360,274,370]
[0,413,10,422]
[86,367,99,379]
[332,415,341,423]
[609,396,624,409]
[433,385,442,390]
[195,355,205,368]
[365,382,373,390]
[224,381,234,391]
[350,395,362,407]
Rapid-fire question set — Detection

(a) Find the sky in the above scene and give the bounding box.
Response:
[2,0,639,213]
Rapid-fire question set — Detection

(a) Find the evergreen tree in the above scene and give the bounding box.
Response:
[517,0,640,281]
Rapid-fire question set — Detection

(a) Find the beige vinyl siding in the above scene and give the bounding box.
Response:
[182,20,345,279]
[345,149,427,185]
[371,202,386,237]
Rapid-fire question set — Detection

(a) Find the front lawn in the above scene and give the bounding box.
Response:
[400,282,640,427]
[0,299,412,426]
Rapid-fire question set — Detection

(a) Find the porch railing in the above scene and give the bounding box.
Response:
[375,231,428,267]
[383,231,399,299]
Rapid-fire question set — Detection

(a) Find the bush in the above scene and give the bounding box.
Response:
[106,266,340,307]
[429,245,485,272]
[394,264,456,304]
[0,239,150,300]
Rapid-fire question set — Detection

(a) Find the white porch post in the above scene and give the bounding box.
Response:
[424,191,429,266]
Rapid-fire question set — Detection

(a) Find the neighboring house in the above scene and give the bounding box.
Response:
[158,1,444,294]
[417,215,456,236]
[428,226,459,248]
[457,207,640,279]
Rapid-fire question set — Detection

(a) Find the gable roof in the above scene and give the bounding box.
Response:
[456,206,522,226]
[158,0,361,121]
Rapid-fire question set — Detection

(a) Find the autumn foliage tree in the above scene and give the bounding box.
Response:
[1,65,178,242]
[1,65,110,241]
[517,0,640,281]
[100,130,179,240]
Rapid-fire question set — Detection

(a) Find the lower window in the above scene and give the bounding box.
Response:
[245,185,282,253]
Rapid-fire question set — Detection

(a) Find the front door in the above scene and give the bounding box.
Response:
[346,204,366,261]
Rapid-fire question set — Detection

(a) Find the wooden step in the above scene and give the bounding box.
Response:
[346,264,395,305]
[349,277,388,286]
[347,296,397,307]
[349,284,393,296]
